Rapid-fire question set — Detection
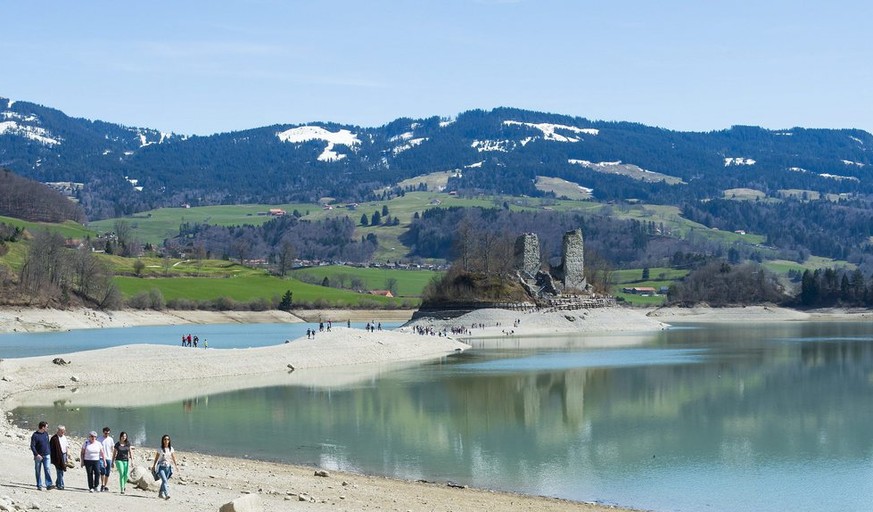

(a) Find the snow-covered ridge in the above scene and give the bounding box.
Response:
[724,157,756,166]
[503,120,599,142]
[276,125,361,162]
[0,120,61,146]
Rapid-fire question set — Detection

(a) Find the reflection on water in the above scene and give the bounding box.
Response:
[13,322,873,512]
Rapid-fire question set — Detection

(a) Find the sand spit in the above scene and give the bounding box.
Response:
[0,316,635,512]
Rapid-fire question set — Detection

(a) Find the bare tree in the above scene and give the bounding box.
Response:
[193,242,207,276]
[584,248,613,295]
[275,239,296,276]
[453,215,477,271]
[112,219,142,257]
[20,230,69,298]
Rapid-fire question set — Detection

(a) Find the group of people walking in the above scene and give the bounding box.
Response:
[29,421,177,499]
[181,333,206,348]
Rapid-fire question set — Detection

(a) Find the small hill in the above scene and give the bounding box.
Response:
[0,168,85,223]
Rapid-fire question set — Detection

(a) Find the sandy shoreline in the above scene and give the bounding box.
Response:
[2,303,867,511]
[0,307,417,334]
[0,307,643,512]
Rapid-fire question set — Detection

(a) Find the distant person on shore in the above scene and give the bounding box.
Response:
[29,420,52,490]
[113,431,133,494]
[97,427,115,492]
[347,319,351,328]
[152,434,177,500]
[204,338,208,348]
[49,425,68,490]
[80,431,106,492]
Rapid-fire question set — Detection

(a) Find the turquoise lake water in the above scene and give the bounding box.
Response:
[8,321,873,512]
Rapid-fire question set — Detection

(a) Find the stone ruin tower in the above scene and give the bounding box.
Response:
[513,233,540,277]
[561,228,587,292]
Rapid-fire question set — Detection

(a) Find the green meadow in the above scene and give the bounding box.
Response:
[290,265,441,298]
[114,274,408,307]
[610,267,688,306]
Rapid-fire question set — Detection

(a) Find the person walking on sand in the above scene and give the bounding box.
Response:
[113,431,134,494]
[30,420,52,490]
[97,426,115,491]
[80,431,106,492]
[49,425,68,490]
[152,434,178,500]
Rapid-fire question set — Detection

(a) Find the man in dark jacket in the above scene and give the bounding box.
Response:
[49,425,68,490]
[29,421,52,490]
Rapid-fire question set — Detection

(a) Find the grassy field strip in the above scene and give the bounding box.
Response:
[114,274,408,306]
[291,265,440,297]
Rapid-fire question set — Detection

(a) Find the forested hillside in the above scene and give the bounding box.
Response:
[4,96,873,269]
[3,98,871,220]
[0,168,84,222]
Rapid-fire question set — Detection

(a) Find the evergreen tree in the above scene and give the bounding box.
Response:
[278,290,293,311]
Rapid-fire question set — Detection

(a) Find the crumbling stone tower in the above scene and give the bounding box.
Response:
[561,228,586,291]
[514,233,540,277]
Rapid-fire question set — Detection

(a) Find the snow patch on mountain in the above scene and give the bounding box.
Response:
[2,111,38,123]
[820,173,860,182]
[389,132,414,143]
[842,160,865,167]
[724,157,756,166]
[276,125,361,162]
[788,166,859,182]
[392,137,427,155]
[472,139,512,152]
[849,136,865,146]
[569,159,684,184]
[0,120,61,146]
[465,161,484,168]
[503,120,599,142]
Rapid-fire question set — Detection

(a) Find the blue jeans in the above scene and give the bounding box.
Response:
[157,464,172,496]
[34,455,52,489]
[99,458,113,476]
[55,455,66,489]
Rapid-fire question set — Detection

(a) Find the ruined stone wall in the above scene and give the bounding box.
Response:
[514,233,540,277]
[561,228,586,291]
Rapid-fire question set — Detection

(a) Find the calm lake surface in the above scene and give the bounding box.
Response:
[9,321,873,512]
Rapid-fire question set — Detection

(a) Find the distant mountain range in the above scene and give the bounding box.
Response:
[1,96,871,221]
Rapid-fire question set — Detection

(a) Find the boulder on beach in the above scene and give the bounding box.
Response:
[219,494,262,512]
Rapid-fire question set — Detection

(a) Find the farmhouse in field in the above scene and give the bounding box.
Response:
[622,286,658,295]
[369,290,394,298]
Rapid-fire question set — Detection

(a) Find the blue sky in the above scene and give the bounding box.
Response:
[4,0,872,135]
